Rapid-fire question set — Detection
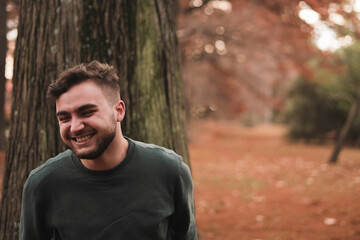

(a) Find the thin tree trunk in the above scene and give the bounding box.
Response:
[0,0,189,238]
[328,87,360,164]
[0,0,8,150]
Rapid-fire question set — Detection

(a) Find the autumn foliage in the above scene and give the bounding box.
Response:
[178,0,351,121]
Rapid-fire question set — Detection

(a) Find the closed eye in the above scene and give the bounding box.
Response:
[81,110,96,117]
[76,104,98,118]
[58,116,71,122]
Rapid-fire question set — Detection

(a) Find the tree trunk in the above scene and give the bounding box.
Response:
[79,0,189,164]
[0,0,189,238]
[81,0,189,164]
[0,0,8,150]
[328,87,360,164]
[0,0,79,238]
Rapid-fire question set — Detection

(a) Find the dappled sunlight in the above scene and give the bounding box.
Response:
[190,0,232,14]
[298,1,356,51]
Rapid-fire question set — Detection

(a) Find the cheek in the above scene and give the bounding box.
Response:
[59,124,69,140]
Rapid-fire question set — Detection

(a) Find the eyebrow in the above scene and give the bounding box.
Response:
[56,104,98,117]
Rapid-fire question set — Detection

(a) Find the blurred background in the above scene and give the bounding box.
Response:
[2,1,360,152]
[1,0,360,239]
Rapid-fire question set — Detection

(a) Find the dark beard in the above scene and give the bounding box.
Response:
[72,122,117,160]
[76,130,116,160]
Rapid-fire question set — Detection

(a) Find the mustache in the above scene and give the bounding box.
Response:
[67,129,96,138]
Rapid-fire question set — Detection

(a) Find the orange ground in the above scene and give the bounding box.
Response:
[1,120,360,239]
[188,120,360,240]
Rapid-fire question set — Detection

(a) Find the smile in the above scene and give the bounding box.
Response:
[73,134,95,143]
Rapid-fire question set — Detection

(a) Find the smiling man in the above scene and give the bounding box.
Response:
[19,61,197,240]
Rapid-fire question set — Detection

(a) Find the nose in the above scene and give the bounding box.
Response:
[70,117,85,133]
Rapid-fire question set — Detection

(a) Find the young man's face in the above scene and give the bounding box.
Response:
[55,81,124,159]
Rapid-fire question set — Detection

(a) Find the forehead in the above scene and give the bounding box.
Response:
[56,81,108,112]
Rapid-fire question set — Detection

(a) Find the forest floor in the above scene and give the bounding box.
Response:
[187,119,360,240]
[0,119,360,239]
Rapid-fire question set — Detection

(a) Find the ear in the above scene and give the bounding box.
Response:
[114,100,126,122]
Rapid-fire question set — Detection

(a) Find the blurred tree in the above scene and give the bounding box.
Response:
[282,42,360,161]
[329,42,360,163]
[0,0,188,238]
[0,0,7,150]
[177,0,344,120]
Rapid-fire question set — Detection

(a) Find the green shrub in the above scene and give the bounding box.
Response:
[283,76,346,142]
[281,42,360,146]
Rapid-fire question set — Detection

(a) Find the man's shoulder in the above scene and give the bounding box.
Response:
[27,150,73,183]
[127,138,184,175]
[131,139,182,163]
[128,139,190,187]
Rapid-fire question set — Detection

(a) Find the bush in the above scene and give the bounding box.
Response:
[281,42,360,146]
[283,76,347,143]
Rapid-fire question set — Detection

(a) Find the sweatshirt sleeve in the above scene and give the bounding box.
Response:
[19,177,53,240]
[168,160,197,240]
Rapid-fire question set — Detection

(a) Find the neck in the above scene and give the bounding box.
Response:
[80,131,129,171]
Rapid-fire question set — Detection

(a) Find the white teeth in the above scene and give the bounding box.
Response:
[76,135,92,143]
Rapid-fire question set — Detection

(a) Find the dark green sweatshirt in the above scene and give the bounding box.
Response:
[19,138,197,240]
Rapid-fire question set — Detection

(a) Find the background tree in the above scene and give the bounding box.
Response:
[281,42,360,162]
[177,0,343,122]
[0,0,189,238]
[329,42,360,163]
[178,0,360,163]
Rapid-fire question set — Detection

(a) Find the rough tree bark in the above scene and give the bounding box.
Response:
[0,0,189,238]
[0,0,8,150]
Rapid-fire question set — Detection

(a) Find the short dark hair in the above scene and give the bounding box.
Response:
[47,60,121,101]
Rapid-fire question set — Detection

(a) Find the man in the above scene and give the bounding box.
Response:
[19,61,197,239]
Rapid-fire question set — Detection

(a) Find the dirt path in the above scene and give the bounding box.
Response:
[188,120,360,240]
